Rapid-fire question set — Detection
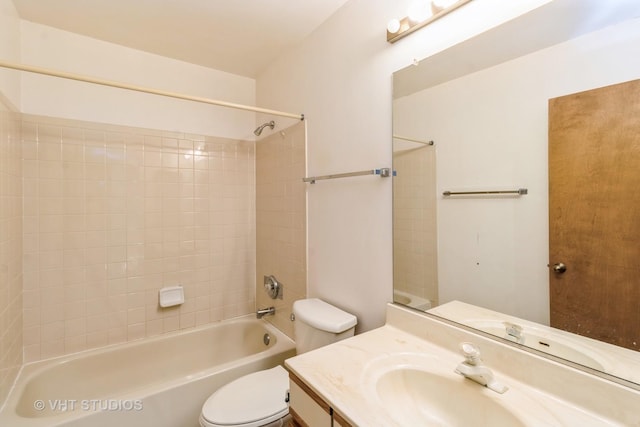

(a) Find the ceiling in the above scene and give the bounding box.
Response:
[12,0,350,78]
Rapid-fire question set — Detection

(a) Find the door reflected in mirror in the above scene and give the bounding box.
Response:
[392,1,640,387]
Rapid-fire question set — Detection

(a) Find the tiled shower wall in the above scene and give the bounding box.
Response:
[22,115,256,362]
[256,122,306,338]
[393,145,438,305]
[0,104,22,404]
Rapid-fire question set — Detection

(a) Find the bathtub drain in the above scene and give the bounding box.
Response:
[263,333,271,346]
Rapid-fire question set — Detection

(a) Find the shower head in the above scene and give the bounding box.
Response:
[254,120,275,136]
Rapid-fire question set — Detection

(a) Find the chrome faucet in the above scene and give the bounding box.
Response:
[454,342,508,394]
[256,307,275,319]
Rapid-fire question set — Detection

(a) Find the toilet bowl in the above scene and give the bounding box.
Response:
[199,298,357,427]
[199,366,290,427]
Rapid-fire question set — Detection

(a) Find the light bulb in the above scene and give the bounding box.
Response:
[387,18,401,34]
[407,0,432,23]
[431,0,458,12]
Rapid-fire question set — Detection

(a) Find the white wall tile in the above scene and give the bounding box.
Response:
[0,106,22,402]
[23,115,256,360]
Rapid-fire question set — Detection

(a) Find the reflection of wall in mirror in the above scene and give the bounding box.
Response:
[392,17,640,325]
[393,140,437,306]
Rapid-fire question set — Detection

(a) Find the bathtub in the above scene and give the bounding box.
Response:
[393,289,432,311]
[0,316,296,427]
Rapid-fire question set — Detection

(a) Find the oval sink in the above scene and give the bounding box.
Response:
[376,368,527,427]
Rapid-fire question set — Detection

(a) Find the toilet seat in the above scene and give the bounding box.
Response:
[200,366,290,427]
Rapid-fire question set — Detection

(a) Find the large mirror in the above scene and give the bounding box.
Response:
[392,0,640,387]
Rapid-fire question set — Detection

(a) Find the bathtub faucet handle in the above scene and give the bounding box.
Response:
[264,275,283,300]
[256,307,276,319]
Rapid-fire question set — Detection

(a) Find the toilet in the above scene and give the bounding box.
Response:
[199,298,357,427]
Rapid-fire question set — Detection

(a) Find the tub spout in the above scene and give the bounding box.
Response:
[256,307,275,319]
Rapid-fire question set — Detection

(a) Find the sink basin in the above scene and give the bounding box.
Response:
[361,352,560,426]
[375,368,526,427]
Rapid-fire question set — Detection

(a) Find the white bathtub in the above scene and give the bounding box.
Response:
[0,316,296,427]
[393,290,432,311]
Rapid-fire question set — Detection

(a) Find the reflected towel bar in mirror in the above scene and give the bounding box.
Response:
[443,188,528,196]
[303,168,391,184]
[393,135,434,145]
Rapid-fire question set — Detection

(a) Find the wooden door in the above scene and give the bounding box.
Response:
[549,79,640,352]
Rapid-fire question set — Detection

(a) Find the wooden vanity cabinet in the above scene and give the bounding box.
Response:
[288,371,352,427]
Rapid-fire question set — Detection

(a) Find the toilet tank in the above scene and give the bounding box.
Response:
[293,298,357,354]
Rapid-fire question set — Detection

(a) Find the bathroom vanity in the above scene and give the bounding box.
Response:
[285,303,640,426]
[288,372,351,427]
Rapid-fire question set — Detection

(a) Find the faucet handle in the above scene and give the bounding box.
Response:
[460,342,481,365]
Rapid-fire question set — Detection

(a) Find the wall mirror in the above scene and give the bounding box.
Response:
[392,0,640,388]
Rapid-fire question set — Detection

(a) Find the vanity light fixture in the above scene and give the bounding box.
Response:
[387,0,473,43]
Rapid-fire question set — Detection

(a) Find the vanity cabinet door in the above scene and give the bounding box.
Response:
[288,372,353,427]
[288,377,331,426]
[332,411,350,427]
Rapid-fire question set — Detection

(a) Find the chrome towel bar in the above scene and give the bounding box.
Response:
[303,168,391,184]
[443,188,528,196]
[393,135,434,145]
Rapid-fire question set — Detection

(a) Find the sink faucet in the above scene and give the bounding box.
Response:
[504,322,525,344]
[256,307,275,319]
[454,342,508,394]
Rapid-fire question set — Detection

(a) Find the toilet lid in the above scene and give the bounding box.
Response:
[201,365,289,427]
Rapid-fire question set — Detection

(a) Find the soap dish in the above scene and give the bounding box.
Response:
[159,285,184,308]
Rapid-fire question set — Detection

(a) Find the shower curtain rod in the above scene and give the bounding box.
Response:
[0,59,304,121]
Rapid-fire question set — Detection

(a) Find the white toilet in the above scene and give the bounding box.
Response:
[199,298,357,427]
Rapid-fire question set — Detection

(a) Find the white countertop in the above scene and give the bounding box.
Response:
[285,304,640,426]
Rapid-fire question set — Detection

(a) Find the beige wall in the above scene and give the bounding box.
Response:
[20,20,256,140]
[392,145,437,305]
[0,0,20,108]
[256,122,306,338]
[0,101,22,405]
[256,0,552,333]
[22,114,255,362]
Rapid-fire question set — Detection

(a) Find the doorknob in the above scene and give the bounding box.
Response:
[552,263,567,274]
